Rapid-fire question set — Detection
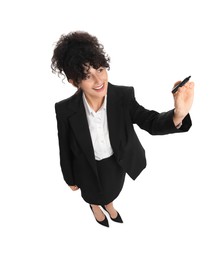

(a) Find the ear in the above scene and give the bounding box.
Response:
[68,79,74,85]
[68,79,79,88]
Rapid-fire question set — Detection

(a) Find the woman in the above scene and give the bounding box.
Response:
[51,31,194,227]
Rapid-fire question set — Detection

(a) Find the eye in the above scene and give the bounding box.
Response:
[98,67,104,73]
[84,74,91,80]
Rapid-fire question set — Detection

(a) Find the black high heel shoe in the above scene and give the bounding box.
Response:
[90,205,109,227]
[102,206,123,223]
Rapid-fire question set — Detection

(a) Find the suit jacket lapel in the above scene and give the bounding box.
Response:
[107,83,122,160]
[68,91,97,174]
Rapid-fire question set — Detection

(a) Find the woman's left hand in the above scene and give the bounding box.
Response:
[172,81,194,126]
[69,185,80,191]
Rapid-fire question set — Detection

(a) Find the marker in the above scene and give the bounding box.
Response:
[172,76,191,94]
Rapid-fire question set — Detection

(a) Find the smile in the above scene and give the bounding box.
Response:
[93,84,104,90]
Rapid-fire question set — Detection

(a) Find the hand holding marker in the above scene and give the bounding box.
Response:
[172,76,191,94]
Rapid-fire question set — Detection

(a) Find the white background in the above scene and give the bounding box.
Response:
[1,0,215,259]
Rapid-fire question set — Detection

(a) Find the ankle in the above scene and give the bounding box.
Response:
[91,204,99,210]
[105,202,114,210]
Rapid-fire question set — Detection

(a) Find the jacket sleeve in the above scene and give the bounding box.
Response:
[55,104,75,186]
[128,87,192,135]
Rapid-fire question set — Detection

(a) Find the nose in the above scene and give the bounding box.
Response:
[93,74,102,85]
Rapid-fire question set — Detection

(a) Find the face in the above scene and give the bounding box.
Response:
[77,66,108,101]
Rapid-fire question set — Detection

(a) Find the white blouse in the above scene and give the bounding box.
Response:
[82,93,114,160]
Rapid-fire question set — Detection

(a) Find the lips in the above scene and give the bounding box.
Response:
[93,84,104,91]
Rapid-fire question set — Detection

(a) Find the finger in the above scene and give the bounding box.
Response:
[173,80,182,89]
[189,81,194,88]
[173,85,186,96]
[185,81,194,88]
[173,84,184,94]
[70,185,78,191]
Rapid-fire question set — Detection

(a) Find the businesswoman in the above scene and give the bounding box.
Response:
[51,31,194,227]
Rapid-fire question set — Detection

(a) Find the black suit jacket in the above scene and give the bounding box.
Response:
[55,83,192,188]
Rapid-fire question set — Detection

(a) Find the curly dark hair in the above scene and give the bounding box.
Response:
[51,31,110,87]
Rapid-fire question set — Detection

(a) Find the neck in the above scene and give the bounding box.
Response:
[85,94,105,112]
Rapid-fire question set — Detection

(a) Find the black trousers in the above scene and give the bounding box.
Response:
[81,155,126,205]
